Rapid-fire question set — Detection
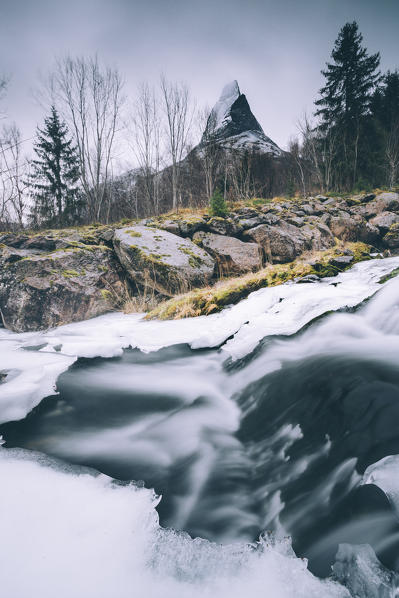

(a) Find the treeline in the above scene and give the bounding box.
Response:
[292,21,399,197]
[0,21,398,230]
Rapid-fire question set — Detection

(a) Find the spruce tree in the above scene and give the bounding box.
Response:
[29,106,81,226]
[209,189,228,217]
[315,22,380,190]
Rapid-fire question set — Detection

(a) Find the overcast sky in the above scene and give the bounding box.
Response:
[1,0,398,159]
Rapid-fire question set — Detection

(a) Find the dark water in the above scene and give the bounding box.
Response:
[2,311,399,577]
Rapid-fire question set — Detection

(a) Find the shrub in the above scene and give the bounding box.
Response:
[209,189,228,217]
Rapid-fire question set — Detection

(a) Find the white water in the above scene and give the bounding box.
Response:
[2,257,399,596]
[1,256,399,424]
[0,448,349,598]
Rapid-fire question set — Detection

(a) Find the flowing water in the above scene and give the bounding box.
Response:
[2,257,399,597]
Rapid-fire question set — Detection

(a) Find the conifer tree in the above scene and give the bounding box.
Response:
[29,106,81,226]
[209,188,228,217]
[315,22,380,190]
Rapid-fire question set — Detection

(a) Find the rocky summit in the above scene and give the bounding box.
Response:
[1,191,399,331]
[199,80,283,156]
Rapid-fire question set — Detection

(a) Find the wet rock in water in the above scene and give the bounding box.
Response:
[383,222,399,248]
[0,244,126,332]
[113,225,215,296]
[329,255,354,269]
[193,232,262,275]
[296,274,320,283]
[332,543,399,598]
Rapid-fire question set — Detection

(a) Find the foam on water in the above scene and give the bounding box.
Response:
[0,448,349,598]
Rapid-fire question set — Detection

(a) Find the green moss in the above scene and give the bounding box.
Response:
[61,269,80,278]
[178,245,204,268]
[378,267,399,284]
[146,241,373,321]
[126,230,142,238]
[100,289,113,301]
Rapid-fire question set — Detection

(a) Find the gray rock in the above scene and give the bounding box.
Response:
[329,213,378,244]
[158,219,181,236]
[296,274,320,283]
[370,211,399,234]
[302,221,335,251]
[329,255,354,269]
[364,192,399,217]
[245,222,308,263]
[0,244,126,332]
[286,216,305,227]
[300,204,315,215]
[383,222,399,248]
[206,217,242,236]
[194,232,262,275]
[113,225,215,296]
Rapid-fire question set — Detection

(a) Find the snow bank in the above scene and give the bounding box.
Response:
[0,448,349,598]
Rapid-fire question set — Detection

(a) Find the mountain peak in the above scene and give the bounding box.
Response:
[201,80,282,156]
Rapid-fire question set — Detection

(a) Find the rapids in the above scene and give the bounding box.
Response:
[1,256,399,596]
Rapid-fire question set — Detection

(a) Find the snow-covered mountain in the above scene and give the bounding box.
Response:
[200,80,283,156]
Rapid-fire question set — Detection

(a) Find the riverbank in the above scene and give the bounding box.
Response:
[1,191,399,331]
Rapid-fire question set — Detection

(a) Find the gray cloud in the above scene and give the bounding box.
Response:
[1,0,398,156]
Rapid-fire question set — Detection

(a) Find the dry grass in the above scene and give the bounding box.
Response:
[145,242,371,321]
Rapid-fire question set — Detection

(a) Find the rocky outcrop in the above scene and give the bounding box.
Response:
[1,191,399,332]
[113,225,215,297]
[193,232,262,275]
[0,243,126,332]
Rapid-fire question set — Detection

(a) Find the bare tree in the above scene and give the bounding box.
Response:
[50,55,124,222]
[196,105,222,200]
[288,136,306,197]
[0,124,28,227]
[160,75,194,211]
[385,122,399,189]
[130,82,162,216]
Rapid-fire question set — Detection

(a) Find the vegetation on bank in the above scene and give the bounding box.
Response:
[144,242,372,320]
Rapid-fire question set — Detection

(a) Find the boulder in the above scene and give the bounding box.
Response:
[113,225,215,296]
[329,213,379,244]
[383,223,399,248]
[329,255,354,269]
[370,211,399,234]
[194,232,262,275]
[237,212,280,230]
[0,244,126,332]
[301,221,335,251]
[206,217,242,236]
[158,219,181,236]
[245,222,309,263]
[364,192,399,217]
